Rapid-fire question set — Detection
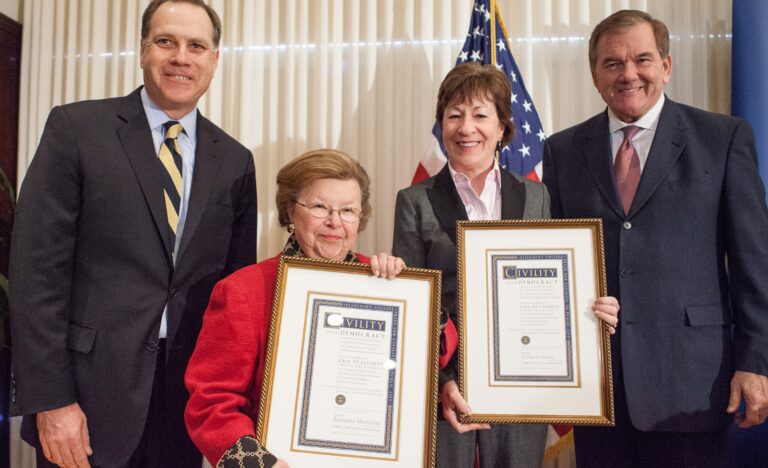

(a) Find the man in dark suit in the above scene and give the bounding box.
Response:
[9,1,257,467]
[544,9,768,467]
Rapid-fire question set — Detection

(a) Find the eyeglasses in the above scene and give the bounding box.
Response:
[295,201,362,223]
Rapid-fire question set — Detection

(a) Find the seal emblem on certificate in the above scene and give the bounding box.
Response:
[256,257,442,467]
[490,253,577,385]
[294,297,402,456]
[456,219,615,426]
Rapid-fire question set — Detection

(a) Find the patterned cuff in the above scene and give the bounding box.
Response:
[439,306,449,331]
[217,436,278,468]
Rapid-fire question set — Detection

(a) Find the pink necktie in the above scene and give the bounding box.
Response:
[614,125,641,214]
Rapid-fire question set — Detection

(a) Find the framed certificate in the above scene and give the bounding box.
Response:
[457,218,614,425]
[256,256,442,467]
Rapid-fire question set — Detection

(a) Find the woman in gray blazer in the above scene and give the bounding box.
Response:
[393,63,619,468]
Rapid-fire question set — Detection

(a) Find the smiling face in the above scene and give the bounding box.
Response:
[591,22,671,123]
[441,96,505,176]
[288,178,362,262]
[140,2,219,119]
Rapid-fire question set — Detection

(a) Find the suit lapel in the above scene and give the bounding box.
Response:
[630,99,688,215]
[583,112,626,218]
[176,114,222,262]
[426,165,467,245]
[116,89,174,265]
[499,169,525,219]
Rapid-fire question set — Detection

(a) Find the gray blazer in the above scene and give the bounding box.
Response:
[394,165,550,465]
[393,164,550,330]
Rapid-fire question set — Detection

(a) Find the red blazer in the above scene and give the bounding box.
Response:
[184,252,457,464]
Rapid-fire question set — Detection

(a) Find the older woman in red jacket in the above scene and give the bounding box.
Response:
[184,149,417,467]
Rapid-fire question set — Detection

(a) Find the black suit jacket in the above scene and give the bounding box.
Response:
[9,87,257,465]
[543,98,768,431]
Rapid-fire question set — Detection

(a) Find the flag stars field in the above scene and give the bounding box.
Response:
[412,0,547,183]
[522,121,532,134]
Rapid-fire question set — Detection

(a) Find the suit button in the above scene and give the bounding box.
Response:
[623,221,632,230]
[620,268,632,278]
[169,288,179,298]
[147,341,159,352]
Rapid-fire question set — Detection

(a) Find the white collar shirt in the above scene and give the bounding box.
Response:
[448,159,502,221]
[608,93,665,172]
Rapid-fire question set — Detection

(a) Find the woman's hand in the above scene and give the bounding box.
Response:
[592,296,620,334]
[440,380,491,433]
[370,253,406,280]
[274,460,289,468]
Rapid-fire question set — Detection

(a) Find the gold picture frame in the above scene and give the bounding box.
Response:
[256,256,443,466]
[457,218,614,425]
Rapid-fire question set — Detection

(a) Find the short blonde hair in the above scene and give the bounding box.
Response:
[276,149,372,231]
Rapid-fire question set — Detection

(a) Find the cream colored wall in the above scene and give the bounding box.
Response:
[0,0,21,22]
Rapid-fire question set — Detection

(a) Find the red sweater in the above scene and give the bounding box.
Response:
[185,254,365,463]
[184,253,457,464]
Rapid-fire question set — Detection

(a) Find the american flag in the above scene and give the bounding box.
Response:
[412,0,547,184]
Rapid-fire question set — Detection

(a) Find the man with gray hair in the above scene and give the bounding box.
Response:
[544,9,768,467]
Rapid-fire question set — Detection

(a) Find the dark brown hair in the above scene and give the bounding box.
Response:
[141,0,222,49]
[276,149,372,231]
[589,10,670,71]
[435,62,515,146]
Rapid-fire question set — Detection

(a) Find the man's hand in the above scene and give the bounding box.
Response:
[727,370,768,428]
[37,402,92,468]
[440,380,491,433]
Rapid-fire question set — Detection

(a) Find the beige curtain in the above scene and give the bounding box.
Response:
[12,1,732,467]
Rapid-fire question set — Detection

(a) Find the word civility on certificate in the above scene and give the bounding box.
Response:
[488,252,579,386]
[291,295,404,460]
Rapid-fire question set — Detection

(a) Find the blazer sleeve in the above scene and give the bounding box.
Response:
[542,141,562,218]
[392,188,427,268]
[536,180,551,219]
[392,187,458,374]
[9,106,81,415]
[185,267,270,464]
[223,150,257,274]
[722,120,768,377]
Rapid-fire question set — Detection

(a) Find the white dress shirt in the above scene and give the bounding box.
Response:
[608,93,665,172]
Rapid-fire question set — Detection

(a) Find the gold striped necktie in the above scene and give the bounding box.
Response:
[158,121,184,251]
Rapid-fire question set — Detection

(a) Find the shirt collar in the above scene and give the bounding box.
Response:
[447,158,502,187]
[608,93,665,134]
[141,87,198,143]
